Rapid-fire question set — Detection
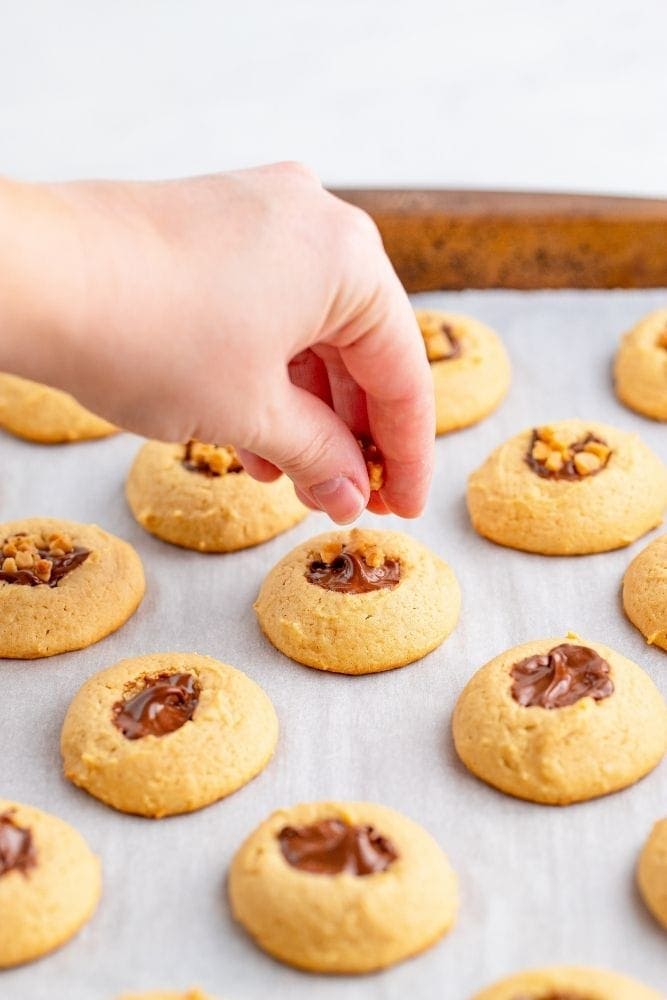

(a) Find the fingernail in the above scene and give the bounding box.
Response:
[309,476,366,524]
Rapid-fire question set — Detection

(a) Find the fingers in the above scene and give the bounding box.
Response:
[245,380,370,524]
[288,349,332,407]
[335,269,435,518]
[236,449,282,482]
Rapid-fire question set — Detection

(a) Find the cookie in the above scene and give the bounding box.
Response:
[0,372,116,443]
[61,652,278,818]
[472,965,663,1000]
[117,992,216,1000]
[126,439,307,552]
[622,534,667,651]
[415,309,511,434]
[254,527,461,674]
[637,817,667,930]
[228,800,458,973]
[614,308,667,421]
[0,799,101,967]
[467,419,667,555]
[452,636,666,804]
[0,518,145,659]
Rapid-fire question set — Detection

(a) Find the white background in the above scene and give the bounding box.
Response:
[1,0,667,194]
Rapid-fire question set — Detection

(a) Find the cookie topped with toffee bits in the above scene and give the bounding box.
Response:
[467,419,667,555]
[254,528,460,674]
[0,518,145,659]
[415,309,511,435]
[126,438,307,552]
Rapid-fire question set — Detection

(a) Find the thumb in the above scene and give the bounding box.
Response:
[246,382,370,524]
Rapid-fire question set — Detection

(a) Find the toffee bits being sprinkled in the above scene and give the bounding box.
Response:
[112,672,200,740]
[278,818,398,876]
[510,643,614,710]
[357,436,385,493]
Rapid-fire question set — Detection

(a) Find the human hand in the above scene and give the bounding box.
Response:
[0,163,434,523]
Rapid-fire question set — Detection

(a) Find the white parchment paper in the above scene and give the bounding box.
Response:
[2,290,666,1000]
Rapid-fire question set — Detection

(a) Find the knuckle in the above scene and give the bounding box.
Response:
[270,160,321,184]
[329,203,383,261]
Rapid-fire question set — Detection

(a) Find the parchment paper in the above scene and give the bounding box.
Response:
[2,290,666,1000]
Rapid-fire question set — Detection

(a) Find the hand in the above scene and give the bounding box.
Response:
[0,163,434,523]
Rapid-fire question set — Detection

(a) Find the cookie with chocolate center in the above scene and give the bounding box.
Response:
[415,309,511,434]
[467,419,667,555]
[61,653,278,818]
[0,800,101,968]
[0,517,145,658]
[254,528,460,673]
[228,801,458,973]
[452,636,666,804]
[126,439,307,552]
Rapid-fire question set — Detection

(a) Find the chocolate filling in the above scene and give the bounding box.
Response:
[0,811,37,877]
[0,540,89,588]
[278,818,398,875]
[511,643,614,709]
[306,550,400,593]
[112,672,200,739]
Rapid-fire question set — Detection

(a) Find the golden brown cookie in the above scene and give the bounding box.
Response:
[614,308,667,421]
[467,419,667,555]
[61,653,278,818]
[228,800,458,973]
[0,372,116,442]
[254,527,461,674]
[126,439,307,552]
[637,817,667,930]
[0,800,101,968]
[472,964,663,1000]
[416,309,511,434]
[452,636,666,804]
[622,534,667,651]
[0,518,145,658]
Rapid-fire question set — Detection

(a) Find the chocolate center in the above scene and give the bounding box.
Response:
[112,672,200,739]
[511,643,614,709]
[306,550,400,593]
[0,530,89,588]
[0,811,37,877]
[278,819,398,875]
[435,323,462,361]
[525,429,611,481]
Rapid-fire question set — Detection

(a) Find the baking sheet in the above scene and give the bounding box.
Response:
[2,289,666,1000]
